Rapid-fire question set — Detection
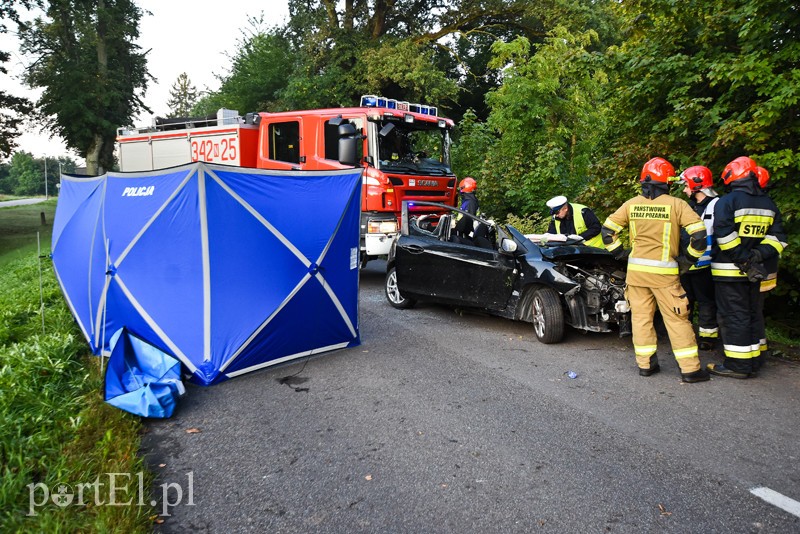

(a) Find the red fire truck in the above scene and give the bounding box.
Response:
[116,96,458,265]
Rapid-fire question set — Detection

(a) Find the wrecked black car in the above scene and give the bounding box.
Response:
[385,201,631,343]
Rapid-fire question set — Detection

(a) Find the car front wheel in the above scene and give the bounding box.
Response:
[531,287,564,343]
[385,267,416,309]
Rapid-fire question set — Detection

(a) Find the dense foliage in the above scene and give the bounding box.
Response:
[193,0,540,119]
[0,153,77,196]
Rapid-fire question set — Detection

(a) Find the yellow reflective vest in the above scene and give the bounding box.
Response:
[554,203,604,248]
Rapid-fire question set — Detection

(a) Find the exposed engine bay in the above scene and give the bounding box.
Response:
[556,262,631,335]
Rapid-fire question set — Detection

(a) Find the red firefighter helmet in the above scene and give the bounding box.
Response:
[721,156,757,185]
[756,166,770,189]
[458,177,477,193]
[679,166,714,192]
[640,157,675,183]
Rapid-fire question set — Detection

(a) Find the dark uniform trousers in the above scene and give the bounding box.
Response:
[715,280,762,373]
[680,269,718,341]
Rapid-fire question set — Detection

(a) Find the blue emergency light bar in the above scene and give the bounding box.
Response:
[360,95,437,117]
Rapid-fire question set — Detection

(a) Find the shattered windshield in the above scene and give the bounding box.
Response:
[376,120,453,175]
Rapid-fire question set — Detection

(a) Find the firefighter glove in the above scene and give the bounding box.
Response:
[677,254,694,275]
[745,261,768,283]
[735,249,767,283]
[745,249,767,282]
[613,248,630,262]
[749,248,764,264]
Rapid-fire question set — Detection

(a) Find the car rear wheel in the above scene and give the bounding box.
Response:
[385,267,416,309]
[531,287,564,343]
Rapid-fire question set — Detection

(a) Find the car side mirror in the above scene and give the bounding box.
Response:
[500,238,518,253]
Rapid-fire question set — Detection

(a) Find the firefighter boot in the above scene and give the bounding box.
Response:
[749,352,766,377]
[681,368,710,383]
[639,354,660,377]
[698,338,716,351]
[706,363,751,379]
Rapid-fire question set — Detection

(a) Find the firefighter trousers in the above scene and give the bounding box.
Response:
[680,268,718,341]
[627,283,700,373]
[754,290,768,355]
[716,281,762,373]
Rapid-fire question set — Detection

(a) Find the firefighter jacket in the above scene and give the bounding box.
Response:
[603,194,706,287]
[459,192,479,216]
[454,192,480,237]
[711,178,787,282]
[547,203,604,248]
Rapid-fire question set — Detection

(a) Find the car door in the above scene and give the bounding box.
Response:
[395,214,516,309]
[438,240,516,309]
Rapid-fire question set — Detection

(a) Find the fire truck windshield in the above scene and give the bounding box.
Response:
[376,120,452,175]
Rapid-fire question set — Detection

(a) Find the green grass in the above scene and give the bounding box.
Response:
[0,200,58,269]
[0,212,154,531]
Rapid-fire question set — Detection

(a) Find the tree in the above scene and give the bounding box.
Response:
[166,72,197,118]
[21,0,150,175]
[7,151,38,195]
[0,0,37,159]
[0,160,10,193]
[194,22,293,115]
[464,28,609,220]
[451,108,494,182]
[201,1,537,115]
[0,152,76,195]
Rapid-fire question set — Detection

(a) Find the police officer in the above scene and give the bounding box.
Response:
[677,166,720,351]
[545,196,604,247]
[709,157,787,378]
[602,157,709,382]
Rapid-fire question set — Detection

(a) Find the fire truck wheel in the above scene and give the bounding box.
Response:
[530,287,564,343]
[385,267,416,309]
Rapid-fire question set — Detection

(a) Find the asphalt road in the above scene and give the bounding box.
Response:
[143,260,800,533]
[0,198,47,208]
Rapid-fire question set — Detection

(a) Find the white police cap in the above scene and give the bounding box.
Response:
[546,195,568,214]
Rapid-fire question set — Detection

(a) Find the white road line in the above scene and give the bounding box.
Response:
[750,486,800,519]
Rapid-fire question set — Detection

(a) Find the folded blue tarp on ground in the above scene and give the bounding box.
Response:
[104,327,184,418]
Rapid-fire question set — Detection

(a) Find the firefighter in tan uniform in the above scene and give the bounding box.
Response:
[602,157,710,383]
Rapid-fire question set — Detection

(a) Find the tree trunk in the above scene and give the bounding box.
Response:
[370,0,390,40]
[321,0,339,28]
[94,0,108,174]
[85,134,104,176]
[343,0,353,31]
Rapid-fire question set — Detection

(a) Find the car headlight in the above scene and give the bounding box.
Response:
[368,220,398,234]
